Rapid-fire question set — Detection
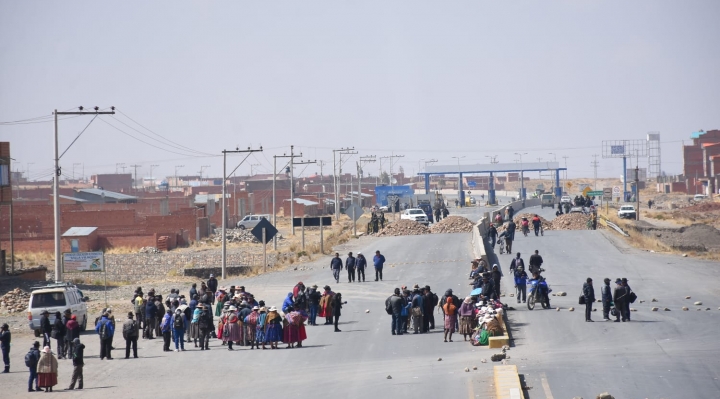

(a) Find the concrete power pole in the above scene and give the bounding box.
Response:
[357,156,376,207]
[332,148,356,220]
[53,106,115,283]
[221,146,263,280]
[291,154,317,235]
[130,164,141,193]
[591,155,599,190]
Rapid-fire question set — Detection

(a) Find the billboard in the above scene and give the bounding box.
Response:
[602,140,647,158]
[62,252,104,273]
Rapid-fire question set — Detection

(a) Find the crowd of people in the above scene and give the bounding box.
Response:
[581,277,636,322]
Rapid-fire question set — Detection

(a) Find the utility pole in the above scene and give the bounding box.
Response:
[222,146,263,280]
[250,163,261,176]
[291,155,317,235]
[273,152,292,250]
[115,163,124,174]
[332,147,356,220]
[72,163,81,180]
[591,155,599,190]
[53,106,115,283]
[358,156,376,207]
[635,150,640,221]
[149,164,159,189]
[174,165,184,190]
[381,153,404,214]
[130,164,141,193]
[199,165,210,180]
[318,160,326,179]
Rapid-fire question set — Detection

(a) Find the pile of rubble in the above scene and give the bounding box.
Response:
[377,219,431,236]
[0,288,30,314]
[548,213,591,230]
[210,228,260,243]
[430,216,475,233]
[138,247,160,254]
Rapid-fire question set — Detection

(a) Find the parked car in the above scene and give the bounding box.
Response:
[541,194,555,208]
[560,196,572,204]
[400,208,429,225]
[236,214,270,230]
[617,205,637,219]
[28,282,88,337]
[693,194,708,201]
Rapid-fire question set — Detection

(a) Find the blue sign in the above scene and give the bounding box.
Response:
[467,181,477,188]
[611,145,625,155]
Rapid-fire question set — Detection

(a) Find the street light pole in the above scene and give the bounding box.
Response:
[452,156,465,207]
[514,152,528,204]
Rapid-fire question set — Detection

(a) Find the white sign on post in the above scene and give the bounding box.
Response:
[612,186,621,199]
[62,252,104,273]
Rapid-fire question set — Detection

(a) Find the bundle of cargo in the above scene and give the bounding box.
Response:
[377,219,431,236]
[430,216,475,234]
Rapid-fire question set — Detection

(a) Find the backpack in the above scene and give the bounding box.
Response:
[24,350,35,367]
[385,296,393,315]
[99,322,109,340]
[173,314,184,330]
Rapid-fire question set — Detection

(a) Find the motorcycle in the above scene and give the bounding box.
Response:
[527,275,551,310]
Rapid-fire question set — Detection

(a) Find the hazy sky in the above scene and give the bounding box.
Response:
[1,1,719,182]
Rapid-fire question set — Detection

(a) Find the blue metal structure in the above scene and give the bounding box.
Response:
[419,162,567,205]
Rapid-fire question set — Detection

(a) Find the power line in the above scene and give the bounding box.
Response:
[97,117,213,158]
[112,110,215,156]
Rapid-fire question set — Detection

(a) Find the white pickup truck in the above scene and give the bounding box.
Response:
[617,205,637,219]
[401,208,429,225]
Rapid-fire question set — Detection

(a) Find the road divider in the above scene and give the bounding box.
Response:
[493,365,523,399]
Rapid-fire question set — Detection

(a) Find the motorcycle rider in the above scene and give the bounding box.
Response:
[529,270,549,307]
[528,250,543,275]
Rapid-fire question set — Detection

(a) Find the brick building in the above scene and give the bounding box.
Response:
[681,130,720,195]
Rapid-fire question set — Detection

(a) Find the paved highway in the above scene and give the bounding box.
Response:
[496,206,720,399]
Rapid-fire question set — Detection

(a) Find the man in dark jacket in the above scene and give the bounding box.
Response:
[601,278,616,321]
[486,224,498,247]
[386,288,405,335]
[509,253,524,273]
[613,279,629,322]
[330,253,343,283]
[95,312,114,360]
[52,311,67,359]
[424,286,438,329]
[356,253,367,282]
[207,274,218,305]
[0,323,10,373]
[373,250,386,281]
[491,265,503,297]
[27,341,41,392]
[123,312,139,359]
[583,278,596,322]
[39,310,52,349]
[307,285,321,326]
[529,250,543,274]
[345,252,357,283]
[189,283,198,301]
[144,298,157,339]
[67,337,84,390]
[505,221,516,253]
[480,276,496,301]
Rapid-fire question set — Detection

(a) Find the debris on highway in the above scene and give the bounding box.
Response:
[429,216,475,233]
[376,219,431,236]
[694,301,702,305]
[0,288,30,314]
[548,213,593,230]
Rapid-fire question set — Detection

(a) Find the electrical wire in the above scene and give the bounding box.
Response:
[59,115,97,159]
[114,109,215,156]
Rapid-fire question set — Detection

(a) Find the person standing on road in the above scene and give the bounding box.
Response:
[356,253,367,282]
[442,297,457,342]
[144,297,157,339]
[160,309,173,352]
[345,252,357,283]
[508,205,515,220]
[282,292,295,314]
[422,286,436,332]
[123,312,139,359]
[532,214,542,236]
[207,274,218,305]
[307,285,321,326]
[26,341,41,392]
[133,294,144,330]
[332,293,345,332]
[65,315,79,358]
[458,297,476,342]
[529,250,543,274]
[66,338,84,390]
[244,306,259,349]
[189,283,198,302]
[410,287,424,334]
[621,278,632,321]
[513,266,528,303]
[486,223,498,247]
[510,253,524,273]
[39,310,52,350]
[491,265,503,297]
[172,309,188,352]
[505,220,516,253]
[400,290,411,333]
[52,311,66,359]
[95,312,114,360]
[583,278,596,322]
[319,285,335,325]
[0,323,10,373]
[601,278,616,322]
[37,346,58,392]
[330,253,343,284]
[60,309,72,358]
[222,307,240,351]
[373,250,386,281]
[613,279,629,322]
[386,288,405,335]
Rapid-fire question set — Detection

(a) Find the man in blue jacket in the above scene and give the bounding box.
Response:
[356,253,367,282]
[330,253,343,284]
[513,266,528,303]
[95,312,115,360]
[144,298,157,339]
[345,252,357,283]
[373,250,386,281]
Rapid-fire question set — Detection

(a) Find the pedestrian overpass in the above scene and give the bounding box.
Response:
[418,162,566,205]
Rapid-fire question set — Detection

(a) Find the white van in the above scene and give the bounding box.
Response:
[27,283,88,336]
[236,214,270,230]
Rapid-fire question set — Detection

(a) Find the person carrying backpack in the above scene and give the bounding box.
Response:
[94,312,114,360]
[122,312,139,359]
[25,341,41,392]
[172,309,187,352]
[66,338,84,390]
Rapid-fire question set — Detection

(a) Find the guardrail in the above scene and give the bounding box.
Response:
[599,216,629,237]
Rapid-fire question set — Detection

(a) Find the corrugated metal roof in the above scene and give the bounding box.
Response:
[77,188,138,200]
[287,198,319,206]
[349,191,373,197]
[51,195,88,203]
[62,227,98,236]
